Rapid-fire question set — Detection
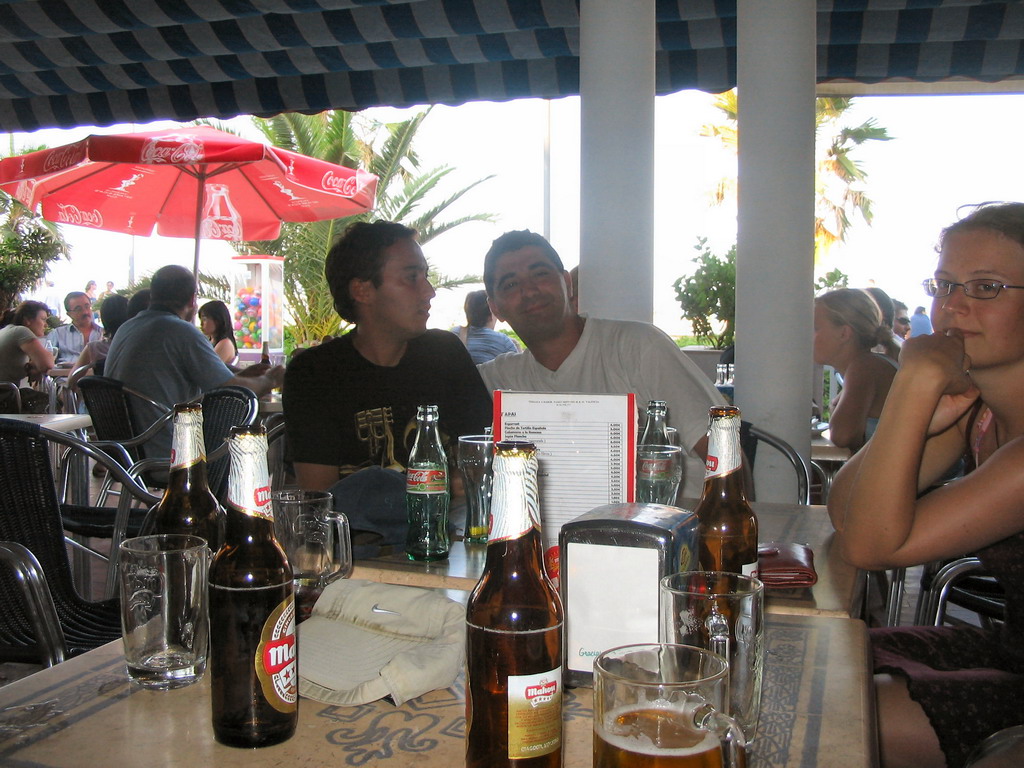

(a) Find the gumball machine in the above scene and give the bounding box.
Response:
[230,255,284,365]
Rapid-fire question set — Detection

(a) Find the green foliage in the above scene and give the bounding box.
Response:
[0,144,71,312]
[0,220,67,311]
[701,93,891,262]
[230,110,497,345]
[673,238,736,350]
[815,268,849,292]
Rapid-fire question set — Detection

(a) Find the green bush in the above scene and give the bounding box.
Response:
[673,238,735,350]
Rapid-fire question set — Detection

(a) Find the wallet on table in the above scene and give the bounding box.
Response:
[757,542,818,588]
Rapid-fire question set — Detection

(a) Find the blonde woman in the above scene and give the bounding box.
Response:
[814,288,898,450]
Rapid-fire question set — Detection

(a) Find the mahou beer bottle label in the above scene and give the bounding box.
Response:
[227,430,273,520]
[506,666,562,758]
[406,466,447,494]
[488,446,540,543]
[255,595,298,713]
[705,410,742,480]
[169,405,205,471]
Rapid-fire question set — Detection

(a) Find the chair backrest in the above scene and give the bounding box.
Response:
[0,419,121,661]
[78,376,169,464]
[78,376,145,462]
[0,382,21,414]
[199,386,259,500]
[739,421,812,505]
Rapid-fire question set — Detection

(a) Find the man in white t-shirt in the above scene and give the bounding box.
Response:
[477,230,724,499]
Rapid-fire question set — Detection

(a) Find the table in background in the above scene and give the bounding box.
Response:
[0,613,876,768]
[0,413,93,501]
[0,413,92,433]
[810,431,852,501]
[353,501,860,618]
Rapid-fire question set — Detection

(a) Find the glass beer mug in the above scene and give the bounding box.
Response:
[593,643,746,768]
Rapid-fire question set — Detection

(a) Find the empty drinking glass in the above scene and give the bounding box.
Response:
[457,434,494,544]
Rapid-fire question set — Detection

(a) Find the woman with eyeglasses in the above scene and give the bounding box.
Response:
[813,287,898,450]
[828,202,1024,768]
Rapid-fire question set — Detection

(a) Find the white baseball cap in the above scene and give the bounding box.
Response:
[298,579,465,706]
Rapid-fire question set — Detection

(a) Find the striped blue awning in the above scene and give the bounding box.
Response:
[0,0,1020,132]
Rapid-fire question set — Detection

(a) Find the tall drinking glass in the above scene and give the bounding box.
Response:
[593,643,746,768]
[272,490,352,623]
[660,571,765,741]
[119,534,209,689]
[457,434,494,544]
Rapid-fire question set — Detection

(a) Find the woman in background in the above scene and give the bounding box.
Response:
[829,201,1024,767]
[0,300,54,412]
[199,299,238,366]
[814,287,898,450]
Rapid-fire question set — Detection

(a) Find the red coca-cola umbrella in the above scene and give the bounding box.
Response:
[0,125,378,274]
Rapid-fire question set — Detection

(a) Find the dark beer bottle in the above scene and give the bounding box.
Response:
[260,340,271,366]
[209,425,297,748]
[149,400,225,551]
[694,405,759,575]
[466,441,563,768]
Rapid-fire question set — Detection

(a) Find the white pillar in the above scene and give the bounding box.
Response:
[736,0,816,502]
[578,0,655,321]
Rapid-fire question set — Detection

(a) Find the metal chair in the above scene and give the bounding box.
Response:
[0,420,160,663]
[0,382,22,414]
[739,421,812,504]
[198,386,259,502]
[963,724,1024,767]
[915,557,1005,627]
[0,541,66,667]
[77,375,174,497]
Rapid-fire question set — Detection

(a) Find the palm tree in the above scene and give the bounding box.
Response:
[699,91,891,262]
[234,110,496,344]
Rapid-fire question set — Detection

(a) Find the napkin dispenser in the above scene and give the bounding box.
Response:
[559,502,699,687]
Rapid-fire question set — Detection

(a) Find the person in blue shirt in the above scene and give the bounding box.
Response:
[450,290,518,365]
[909,305,933,337]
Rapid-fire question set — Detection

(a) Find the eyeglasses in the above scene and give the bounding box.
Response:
[67,304,91,312]
[922,278,1024,300]
[895,317,911,325]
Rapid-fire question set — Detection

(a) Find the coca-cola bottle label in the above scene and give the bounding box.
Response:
[638,456,673,479]
[406,467,447,494]
[506,666,562,758]
[255,595,297,713]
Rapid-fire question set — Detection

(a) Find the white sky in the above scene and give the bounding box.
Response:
[15,90,1024,335]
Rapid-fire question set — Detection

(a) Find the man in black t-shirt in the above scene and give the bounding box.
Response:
[283,221,492,491]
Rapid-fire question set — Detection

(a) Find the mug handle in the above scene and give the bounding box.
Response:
[706,601,731,664]
[325,511,353,582]
[693,701,747,768]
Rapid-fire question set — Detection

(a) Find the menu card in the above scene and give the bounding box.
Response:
[493,391,637,582]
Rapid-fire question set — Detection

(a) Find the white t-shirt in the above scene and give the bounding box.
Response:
[478,316,725,499]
